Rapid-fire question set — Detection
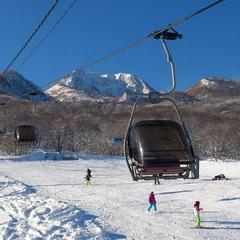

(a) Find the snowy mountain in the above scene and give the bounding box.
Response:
[185,77,240,100]
[0,71,49,103]
[1,70,240,106]
[46,69,155,102]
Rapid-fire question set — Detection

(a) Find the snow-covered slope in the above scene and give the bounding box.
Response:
[0,71,49,103]
[46,69,154,102]
[0,152,239,239]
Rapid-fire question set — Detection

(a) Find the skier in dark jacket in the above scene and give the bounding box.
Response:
[87,168,92,178]
[153,175,160,185]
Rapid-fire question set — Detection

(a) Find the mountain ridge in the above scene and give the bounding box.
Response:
[1,70,240,105]
[185,77,240,100]
[0,71,49,103]
[46,69,155,102]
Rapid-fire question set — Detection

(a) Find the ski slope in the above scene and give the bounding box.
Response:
[0,152,239,239]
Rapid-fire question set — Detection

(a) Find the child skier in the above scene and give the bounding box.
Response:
[194,201,203,227]
[148,191,157,212]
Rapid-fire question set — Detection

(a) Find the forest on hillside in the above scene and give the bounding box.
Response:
[1,98,240,159]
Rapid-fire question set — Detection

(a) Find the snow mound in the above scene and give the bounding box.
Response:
[0,175,124,239]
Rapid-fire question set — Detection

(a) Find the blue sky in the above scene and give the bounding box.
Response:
[0,0,239,91]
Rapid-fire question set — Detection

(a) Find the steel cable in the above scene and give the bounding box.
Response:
[3,0,60,73]
[1,0,225,101]
[16,0,78,71]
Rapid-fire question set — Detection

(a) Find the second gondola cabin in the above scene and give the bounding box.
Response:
[14,125,39,145]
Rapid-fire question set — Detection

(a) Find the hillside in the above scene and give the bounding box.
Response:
[185,77,240,100]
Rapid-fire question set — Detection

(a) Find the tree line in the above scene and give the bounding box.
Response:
[1,99,240,160]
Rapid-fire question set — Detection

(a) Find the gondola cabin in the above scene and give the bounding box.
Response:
[15,125,39,145]
[0,124,5,134]
[0,102,6,134]
[124,28,200,181]
[126,119,198,180]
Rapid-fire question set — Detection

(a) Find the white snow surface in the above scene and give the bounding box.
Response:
[0,151,239,239]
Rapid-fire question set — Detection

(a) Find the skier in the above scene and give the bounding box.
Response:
[87,168,92,178]
[148,191,157,212]
[194,201,203,228]
[84,174,91,186]
[153,175,160,185]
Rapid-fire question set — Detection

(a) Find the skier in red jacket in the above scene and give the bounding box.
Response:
[148,191,157,212]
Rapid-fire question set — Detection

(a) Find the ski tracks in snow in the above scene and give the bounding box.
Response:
[0,175,125,240]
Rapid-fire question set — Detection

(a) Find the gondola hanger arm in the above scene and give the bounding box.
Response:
[153,28,182,96]
[126,28,182,100]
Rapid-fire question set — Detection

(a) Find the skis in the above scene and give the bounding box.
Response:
[190,226,219,229]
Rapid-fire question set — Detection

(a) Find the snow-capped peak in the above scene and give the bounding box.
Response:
[200,79,216,87]
[46,70,155,102]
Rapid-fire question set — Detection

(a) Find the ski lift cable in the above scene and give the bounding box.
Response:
[2,0,225,101]
[16,0,79,71]
[148,0,224,39]
[79,0,225,70]
[3,0,61,73]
